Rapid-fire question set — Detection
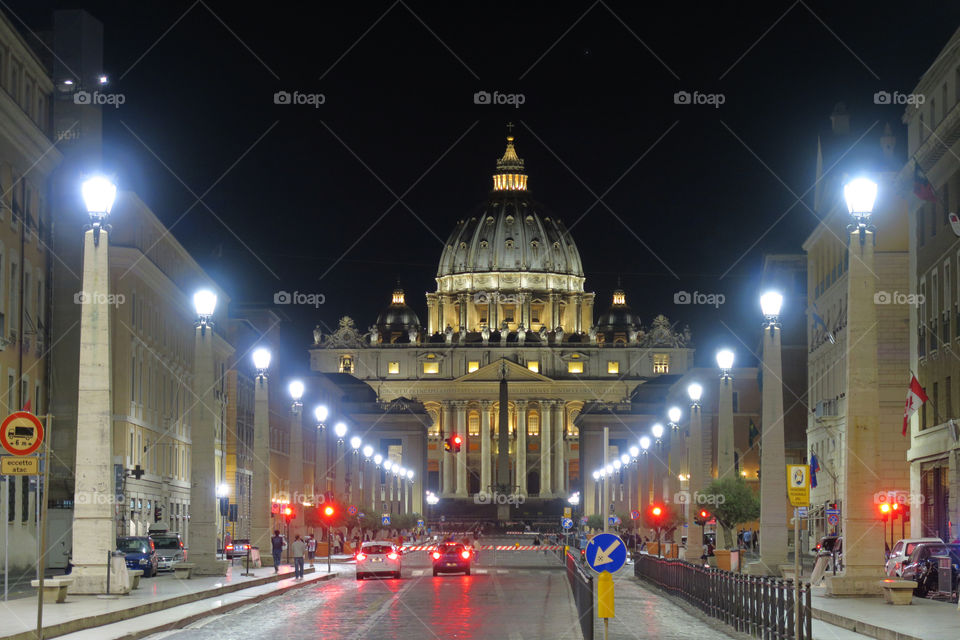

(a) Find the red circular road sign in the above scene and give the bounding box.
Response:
[347,505,358,516]
[0,412,44,456]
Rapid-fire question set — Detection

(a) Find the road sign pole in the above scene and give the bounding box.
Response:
[36,415,51,640]
[794,507,800,640]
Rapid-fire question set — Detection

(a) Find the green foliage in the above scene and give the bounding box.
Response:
[586,514,605,531]
[640,503,683,534]
[701,477,760,548]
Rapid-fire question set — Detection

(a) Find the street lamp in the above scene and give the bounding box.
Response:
[334,421,348,444]
[289,380,304,413]
[760,291,784,326]
[651,423,664,445]
[844,176,878,245]
[350,436,362,454]
[82,175,117,246]
[217,484,229,558]
[374,454,383,467]
[314,405,329,428]
[687,383,703,406]
[667,406,682,431]
[717,348,736,482]
[629,446,639,460]
[252,348,271,379]
[193,290,217,331]
[716,349,735,378]
[362,445,373,460]
[639,437,650,453]
[686,379,706,566]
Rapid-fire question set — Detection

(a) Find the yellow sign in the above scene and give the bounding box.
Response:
[787,465,810,507]
[2,456,38,475]
[597,571,615,618]
[563,507,572,519]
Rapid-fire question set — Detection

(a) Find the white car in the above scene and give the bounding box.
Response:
[886,537,943,577]
[356,541,402,580]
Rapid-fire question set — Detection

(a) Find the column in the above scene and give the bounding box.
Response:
[826,225,886,594]
[289,405,304,540]
[251,372,273,565]
[554,401,566,495]
[685,401,704,565]
[427,296,436,334]
[540,401,553,497]
[718,374,735,479]
[455,402,468,496]
[442,403,454,496]
[522,292,532,328]
[490,298,499,329]
[574,295,583,333]
[70,228,130,594]
[437,294,445,331]
[457,294,468,332]
[480,401,492,495]
[639,453,649,522]
[549,293,559,329]
[515,401,528,495]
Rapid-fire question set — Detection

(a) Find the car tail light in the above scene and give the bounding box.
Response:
[388,552,398,560]
[461,550,471,559]
[225,544,234,550]
[356,553,366,561]
[432,551,441,559]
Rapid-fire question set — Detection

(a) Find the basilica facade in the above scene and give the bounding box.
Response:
[310,134,694,515]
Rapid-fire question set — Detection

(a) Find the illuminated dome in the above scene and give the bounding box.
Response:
[376,286,420,339]
[595,289,638,330]
[436,134,585,294]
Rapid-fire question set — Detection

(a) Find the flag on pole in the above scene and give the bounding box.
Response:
[903,375,928,436]
[748,419,760,447]
[811,303,835,344]
[913,164,937,203]
[21,399,31,413]
[809,453,820,488]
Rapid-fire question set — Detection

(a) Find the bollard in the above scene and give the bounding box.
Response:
[106,550,111,595]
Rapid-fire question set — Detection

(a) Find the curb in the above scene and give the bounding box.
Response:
[810,607,925,640]
[3,568,331,640]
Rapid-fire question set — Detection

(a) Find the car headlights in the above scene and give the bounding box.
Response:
[139,558,149,564]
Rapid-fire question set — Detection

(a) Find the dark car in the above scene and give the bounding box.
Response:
[900,543,960,598]
[432,542,472,576]
[224,539,252,559]
[117,536,159,578]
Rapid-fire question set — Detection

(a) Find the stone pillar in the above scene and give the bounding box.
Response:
[455,402,468,496]
[574,295,583,334]
[666,430,680,509]
[289,405,304,539]
[188,323,227,575]
[826,226,886,595]
[251,371,273,566]
[718,373,735,480]
[442,403,454,496]
[554,402,565,495]
[685,403,704,564]
[69,228,130,594]
[437,294,445,332]
[540,402,553,497]
[550,293,559,329]
[522,292,532,328]
[480,401,492,495]
[490,298,498,328]
[515,401,528,495]
[457,294,468,332]
[639,453,649,522]
[748,323,788,575]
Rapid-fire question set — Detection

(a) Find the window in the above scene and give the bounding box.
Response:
[567,361,583,374]
[528,413,539,436]
[503,305,515,322]
[387,362,400,374]
[527,361,539,373]
[467,361,479,373]
[653,354,670,373]
[338,355,354,374]
[422,362,439,374]
[732,391,739,413]
[607,361,619,374]
[468,413,479,436]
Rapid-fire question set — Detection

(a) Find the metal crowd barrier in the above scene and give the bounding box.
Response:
[565,552,594,640]
[634,554,812,640]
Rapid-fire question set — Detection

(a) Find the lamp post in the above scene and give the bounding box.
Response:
[374,454,383,512]
[384,460,393,513]
[217,484,229,560]
[592,470,602,517]
[651,423,665,503]
[349,436,362,506]
[251,347,273,566]
[716,349,736,481]
[334,422,348,501]
[71,176,128,593]
[826,176,886,595]
[628,446,639,515]
[406,469,414,515]
[685,383,705,565]
[314,405,328,504]
[666,406,683,523]
[639,436,651,531]
[362,445,373,511]
[747,292,789,576]
[288,381,305,540]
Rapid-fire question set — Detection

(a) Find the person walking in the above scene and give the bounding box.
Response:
[307,534,317,567]
[742,529,752,553]
[271,530,284,573]
[291,535,306,579]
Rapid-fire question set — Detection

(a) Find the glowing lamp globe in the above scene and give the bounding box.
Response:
[604,464,613,475]
[384,460,393,471]
[687,383,703,402]
[82,176,117,217]
[406,469,414,480]
[350,436,362,450]
[592,470,601,480]
[193,290,217,317]
[760,291,783,318]
[288,380,304,401]
[844,177,878,218]
[716,349,734,371]
[252,348,271,371]
[652,423,664,439]
[362,445,374,458]
[629,445,639,458]
[620,453,630,465]
[640,436,651,450]
[333,422,348,439]
[314,405,328,423]
[374,454,383,465]
[613,459,622,471]
[668,406,681,423]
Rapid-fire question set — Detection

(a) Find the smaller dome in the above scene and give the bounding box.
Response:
[376,286,421,333]
[595,289,637,330]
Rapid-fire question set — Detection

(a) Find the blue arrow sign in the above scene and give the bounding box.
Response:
[585,533,627,574]
[381,514,391,526]
[561,517,574,530]
[416,519,424,527]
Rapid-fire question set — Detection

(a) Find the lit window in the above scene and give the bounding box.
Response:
[653,354,669,374]
[468,361,480,373]
[528,413,539,436]
[607,361,619,374]
[527,361,539,373]
[339,355,354,374]
[568,362,583,374]
[422,362,439,374]
[388,362,400,374]
[469,413,480,436]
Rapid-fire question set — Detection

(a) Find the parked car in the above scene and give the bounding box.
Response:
[432,542,472,576]
[224,539,252,559]
[150,530,186,571]
[356,541,402,580]
[885,537,944,577]
[117,536,159,578]
[899,542,960,598]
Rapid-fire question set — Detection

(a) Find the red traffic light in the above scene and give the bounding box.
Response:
[700,510,709,519]
[652,506,662,516]
[451,434,463,452]
[453,435,462,445]
[878,503,891,521]
[323,505,335,518]
[283,506,293,517]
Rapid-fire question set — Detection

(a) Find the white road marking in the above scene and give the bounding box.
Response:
[412,569,424,577]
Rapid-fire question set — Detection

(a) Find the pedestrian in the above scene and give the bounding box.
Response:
[271,530,284,573]
[307,534,317,567]
[743,529,752,551]
[292,535,306,579]
[753,530,759,551]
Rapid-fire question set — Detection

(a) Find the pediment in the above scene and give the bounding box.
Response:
[455,358,552,382]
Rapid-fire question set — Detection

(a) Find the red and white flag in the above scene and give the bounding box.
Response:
[903,375,928,436]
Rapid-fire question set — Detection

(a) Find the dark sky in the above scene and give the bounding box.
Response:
[8,1,960,376]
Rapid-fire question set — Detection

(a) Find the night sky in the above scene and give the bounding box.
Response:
[8,1,960,377]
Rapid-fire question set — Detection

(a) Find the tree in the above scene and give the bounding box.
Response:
[702,477,760,549]
[640,503,683,544]
[586,514,604,531]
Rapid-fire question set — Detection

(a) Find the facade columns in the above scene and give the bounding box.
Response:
[437,294,446,332]
[554,402,565,495]
[251,372,273,566]
[540,401,553,497]
[288,405,304,540]
[718,374,735,479]
[550,293,560,329]
[685,402,704,563]
[457,294,468,332]
[574,295,583,333]
[455,401,468,496]
[480,401,492,494]
[515,401,528,495]
[442,403,454,496]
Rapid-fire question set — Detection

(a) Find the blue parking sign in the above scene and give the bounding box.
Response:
[382,514,391,526]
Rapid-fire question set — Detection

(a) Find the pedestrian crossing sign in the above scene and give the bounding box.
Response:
[382,514,391,526]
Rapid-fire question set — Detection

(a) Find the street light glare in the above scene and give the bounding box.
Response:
[384,460,393,471]
[640,436,651,450]
[362,445,374,458]
[716,349,734,370]
[844,177,878,217]
[252,348,271,371]
[216,483,229,497]
[620,453,630,465]
[333,422,348,438]
[687,383,703,402]
[288,380,305,400]
[760,291,783,317]
[629,445,639,457]
[81,175,117,216]
[193,289,217,317]
[652,423,664,439]
[350,436,362,450]
[406,469,414,479]
[668,406,681,423]
[374,454,383,465]
[314,405,328,422]
[604,464,613,475]
[592,470,601,480]
[613,459,622,470]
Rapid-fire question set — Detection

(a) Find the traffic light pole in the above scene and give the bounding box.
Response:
[327,525,331,573]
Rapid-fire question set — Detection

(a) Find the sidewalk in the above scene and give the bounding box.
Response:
[811,586,958,640]
[0,563,341,640]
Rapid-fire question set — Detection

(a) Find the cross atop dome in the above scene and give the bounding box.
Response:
[493,125,528,191]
